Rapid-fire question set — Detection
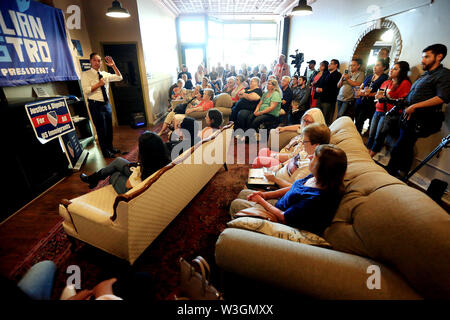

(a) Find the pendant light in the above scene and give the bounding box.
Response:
[106,0,130,18]
[291,0,313,16]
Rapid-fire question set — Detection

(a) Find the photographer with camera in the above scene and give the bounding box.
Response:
[274,54,290,83]
[386,44,450,178]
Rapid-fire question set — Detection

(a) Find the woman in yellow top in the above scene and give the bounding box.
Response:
[237,79,282,139]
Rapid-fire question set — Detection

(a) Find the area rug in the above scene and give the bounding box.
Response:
[10,139,257,300]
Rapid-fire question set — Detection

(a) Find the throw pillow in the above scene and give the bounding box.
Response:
[227,217,332,248]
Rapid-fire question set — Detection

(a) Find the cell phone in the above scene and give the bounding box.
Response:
[344,70,349,74]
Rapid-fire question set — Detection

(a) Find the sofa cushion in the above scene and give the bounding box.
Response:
[325,116,450,299]
[214,93,233,108]
[228,217,331,248]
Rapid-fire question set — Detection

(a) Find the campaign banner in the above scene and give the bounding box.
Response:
[25,97,75,144]
[0,0,79,86]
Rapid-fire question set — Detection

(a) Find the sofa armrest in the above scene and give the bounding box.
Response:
[66,201,114,226]
[215,228,421,300]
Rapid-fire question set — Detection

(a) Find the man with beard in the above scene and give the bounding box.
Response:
[387,44,450,178]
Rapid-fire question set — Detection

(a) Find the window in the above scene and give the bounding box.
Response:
[179,18,206,43]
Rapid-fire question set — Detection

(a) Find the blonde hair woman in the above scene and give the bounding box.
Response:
[267,107,325,152]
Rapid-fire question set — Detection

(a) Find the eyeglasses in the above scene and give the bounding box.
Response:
[302,140,311,144]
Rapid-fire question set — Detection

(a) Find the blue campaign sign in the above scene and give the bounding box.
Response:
[25,97,75,144]
[0,0,79,86]
[60,130,84,169]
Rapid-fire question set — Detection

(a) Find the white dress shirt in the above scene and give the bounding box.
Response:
[81,68,123,102]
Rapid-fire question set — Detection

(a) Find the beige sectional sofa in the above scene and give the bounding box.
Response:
[59,123,234,264]
[215,117,450,299]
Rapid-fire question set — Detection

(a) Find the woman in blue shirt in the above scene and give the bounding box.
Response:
[238,144,347,235]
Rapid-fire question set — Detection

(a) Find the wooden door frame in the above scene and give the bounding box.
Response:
[100,41,148,126]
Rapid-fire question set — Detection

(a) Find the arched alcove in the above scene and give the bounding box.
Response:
[352,19,402,71]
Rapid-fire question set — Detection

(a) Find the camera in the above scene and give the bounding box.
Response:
[289,49,304,76]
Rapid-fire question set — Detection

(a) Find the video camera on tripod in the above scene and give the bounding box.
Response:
[289,49,304,76]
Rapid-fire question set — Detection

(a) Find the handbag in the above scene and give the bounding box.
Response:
[235,207,280,223]
[178,256,223,300]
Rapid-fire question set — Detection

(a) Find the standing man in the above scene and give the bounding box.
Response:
[304,60,317,86]
[336,58,364,119]
[387,44,450,178]
[82,53,123,158]
[317,59,342,125]
[273,54,290,83]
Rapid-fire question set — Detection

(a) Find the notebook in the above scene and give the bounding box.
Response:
[247,167,276,187]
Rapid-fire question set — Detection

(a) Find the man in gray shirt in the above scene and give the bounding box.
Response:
[336,58,364,120]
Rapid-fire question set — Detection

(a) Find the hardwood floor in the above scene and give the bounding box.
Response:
[0,125,151,277]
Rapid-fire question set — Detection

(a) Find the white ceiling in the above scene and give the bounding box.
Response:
[160,0,317,17]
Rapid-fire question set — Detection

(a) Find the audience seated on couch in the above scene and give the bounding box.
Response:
[80,131,170,193]
[235,78,282,140]
[267,107,326,154]
[158,85,202,136]
[230,144,347,236]
[230,77,262,129]
[255,124,331,189]
[171,78,186,100]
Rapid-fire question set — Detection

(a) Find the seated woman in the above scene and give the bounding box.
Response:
[265,107,326,158]
[230,75,246,103]
[80,131,171,194]
[259,72,268,90]
[185,88,215,115]
[199,108,223,140]
[181,73,193,90]
[236,78,282,139]
[263,123,330,188]
[229,77,262,127]
[230,144,347,236]
[166,116,201,157]
[172,78,186,100]
[201,76,213,92]
[367,61,411,157]
[158,85,202,136]
[222,76,236,96]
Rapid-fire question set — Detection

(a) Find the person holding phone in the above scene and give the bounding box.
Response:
[367,61,412,157]
[337,58,364,119]
[354,59,389,134]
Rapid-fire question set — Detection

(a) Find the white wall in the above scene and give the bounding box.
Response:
[136,0,179,122]
[288,0,450,188]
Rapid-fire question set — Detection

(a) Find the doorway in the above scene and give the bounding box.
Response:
[181,45,206,83]
[102,43,146,126]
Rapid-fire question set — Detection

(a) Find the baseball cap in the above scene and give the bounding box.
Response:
[307,60,316,64]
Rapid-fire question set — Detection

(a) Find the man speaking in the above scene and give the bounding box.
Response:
[82,53,123,158]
